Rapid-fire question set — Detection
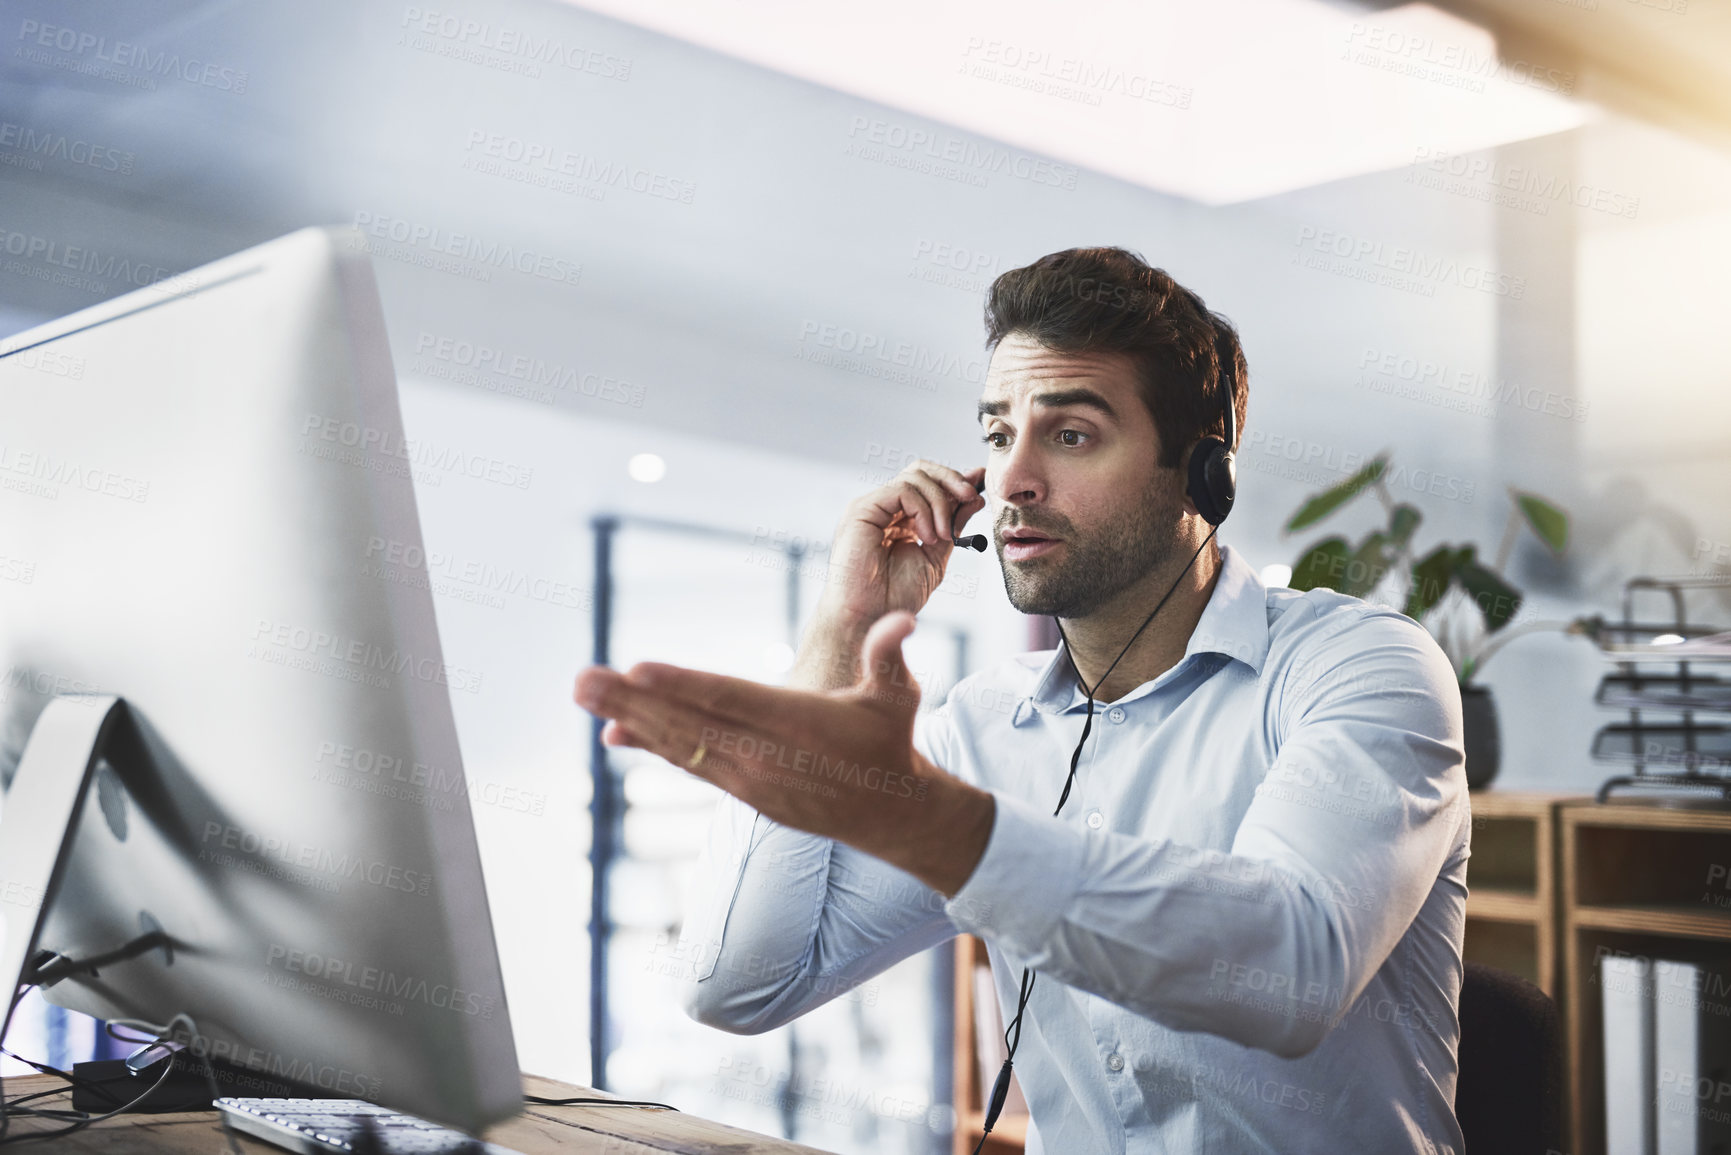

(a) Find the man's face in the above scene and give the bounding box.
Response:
[976,333,1189,617]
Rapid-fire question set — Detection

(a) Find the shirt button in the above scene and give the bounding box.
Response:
[1107,706,1126,723]
[1106,1053,1125,1072]
[1085,810,1104,830]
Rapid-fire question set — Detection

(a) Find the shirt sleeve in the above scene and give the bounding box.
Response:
[943,606,1470,1058]
[677,704,962,1034]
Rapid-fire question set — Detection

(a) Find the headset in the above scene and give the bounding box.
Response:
[1186,328,1239,527]
[972,324,1239,1154]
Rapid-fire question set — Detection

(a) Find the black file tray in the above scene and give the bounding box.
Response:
[1591,723,1731,767]
[1596,672,1731,714]
[1593,576,1731,803]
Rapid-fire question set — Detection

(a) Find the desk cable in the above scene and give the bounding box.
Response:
[0,991,211,1148]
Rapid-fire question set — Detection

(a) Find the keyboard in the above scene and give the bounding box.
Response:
[214,1098,524,1155]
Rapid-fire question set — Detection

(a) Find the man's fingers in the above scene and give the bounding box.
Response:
[922,462,983,506]
[896,469,956,546]
[859,477,941,550]
[577,667,678,752]
[578,666,742,775]
[574,666,621,713]
[600,719,641,748]
[625,660,819,731]
[851,460,982,548]
[911,462,986,538]
[859,611,920,712]
[579,660,901,797]
[577,665,712,753]
[904,459,989,539]
[880,509,917,548]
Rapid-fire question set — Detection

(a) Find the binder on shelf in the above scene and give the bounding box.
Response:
[1655,959,1731,1155]
[1603,954,1656,1155]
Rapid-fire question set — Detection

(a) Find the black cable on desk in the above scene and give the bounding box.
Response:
[0,1003,242,1152]
[524,1093,678,1110]
[0,1046,178,1145]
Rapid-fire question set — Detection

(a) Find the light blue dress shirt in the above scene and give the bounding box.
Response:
[676,544,1472,1154]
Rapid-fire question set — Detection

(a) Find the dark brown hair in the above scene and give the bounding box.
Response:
[983,247,1247,469]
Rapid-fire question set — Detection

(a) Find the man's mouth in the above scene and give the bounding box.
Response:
[1001,528,1062,562]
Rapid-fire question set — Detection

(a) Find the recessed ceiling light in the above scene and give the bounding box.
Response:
[628,453,666,483]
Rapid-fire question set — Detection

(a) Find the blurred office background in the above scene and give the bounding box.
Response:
[1,1,1728,1151]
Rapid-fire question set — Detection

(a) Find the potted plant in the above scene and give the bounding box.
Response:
[1281,454,1585,789]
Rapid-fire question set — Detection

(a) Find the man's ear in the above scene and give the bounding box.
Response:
[1176,443,1202,519]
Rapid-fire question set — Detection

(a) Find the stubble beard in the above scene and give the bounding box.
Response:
[998,473,1183,618]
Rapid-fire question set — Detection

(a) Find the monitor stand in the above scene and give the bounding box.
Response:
[1,695,348,1112]
[0,694,125,1046]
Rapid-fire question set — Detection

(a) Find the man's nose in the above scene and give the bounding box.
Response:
[994,438,1045,506]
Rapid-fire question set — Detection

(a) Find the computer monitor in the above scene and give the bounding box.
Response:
[0,227,520,1132]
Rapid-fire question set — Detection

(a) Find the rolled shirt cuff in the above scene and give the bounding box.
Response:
[944,791,1085,955]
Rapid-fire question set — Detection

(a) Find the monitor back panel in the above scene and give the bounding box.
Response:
[0,228,519,1132]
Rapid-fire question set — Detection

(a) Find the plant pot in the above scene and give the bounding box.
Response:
[1460,683,1501,790]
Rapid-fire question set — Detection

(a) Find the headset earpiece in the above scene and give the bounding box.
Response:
[1185,329,1238,527]
[1187,435,1234,526]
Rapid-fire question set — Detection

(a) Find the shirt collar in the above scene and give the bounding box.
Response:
[1018,543,1270,720]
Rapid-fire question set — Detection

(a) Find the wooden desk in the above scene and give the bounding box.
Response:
[0,1072,837,1153]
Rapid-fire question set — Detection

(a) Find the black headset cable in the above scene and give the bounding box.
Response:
[973,525,1218,1154]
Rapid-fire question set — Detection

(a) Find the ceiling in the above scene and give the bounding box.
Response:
[559,0,1592,204]
[1,0,1727,478]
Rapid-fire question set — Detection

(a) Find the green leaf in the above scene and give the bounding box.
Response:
[1405,545,1457,620]
[1455,556,1523,633]
[1290,537,1350,592]
[1283,456,1388,533]
[1340,532,1394,598]
[1388,504,1422,551]
[1514,491,1569,556]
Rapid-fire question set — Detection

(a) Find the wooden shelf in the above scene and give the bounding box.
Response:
[1565,801,1731,832]
[1469,790,1580,819]
[1466,885,1541,923]
[1570,902,1731,940]
[1461,791,1579,998]
[1560,799,1731,1155]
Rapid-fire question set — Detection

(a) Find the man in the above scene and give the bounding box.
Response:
[574,247,1470,1154]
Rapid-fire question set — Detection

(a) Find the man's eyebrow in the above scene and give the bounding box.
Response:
[976,388,1119,424]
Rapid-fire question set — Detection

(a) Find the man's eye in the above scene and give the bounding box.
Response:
[983,429,1085,447]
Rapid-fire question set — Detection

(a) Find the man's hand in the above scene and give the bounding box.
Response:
[574,610,995,897]
[822,461,986,628]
